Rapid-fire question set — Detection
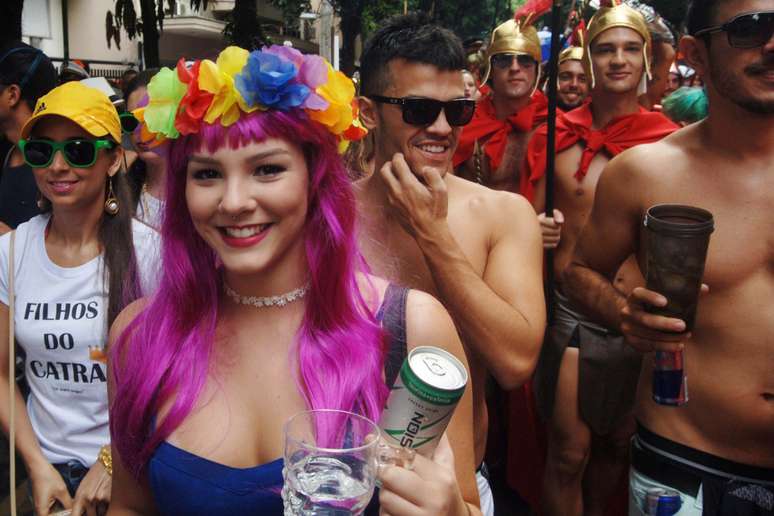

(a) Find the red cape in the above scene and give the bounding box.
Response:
[454,90,551,171]
[520,103,679,202]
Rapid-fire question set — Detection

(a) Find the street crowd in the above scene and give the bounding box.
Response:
[0,0,772,514]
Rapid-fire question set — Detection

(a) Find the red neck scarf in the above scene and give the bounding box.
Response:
[453,90,550,171]
[521,102,678,201]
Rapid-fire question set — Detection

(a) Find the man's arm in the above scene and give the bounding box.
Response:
[381,154,545,390]
[563,149,689,351]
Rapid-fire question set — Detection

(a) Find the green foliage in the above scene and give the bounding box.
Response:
[362,0,525,41]
[267,0,689,72]
[271,0,311,33]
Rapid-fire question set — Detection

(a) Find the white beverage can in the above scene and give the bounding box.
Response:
[378,346,468,456]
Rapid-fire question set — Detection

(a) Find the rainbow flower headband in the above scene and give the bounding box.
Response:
[133,45,366,150]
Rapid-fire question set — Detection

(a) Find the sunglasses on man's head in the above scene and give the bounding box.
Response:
[491,53,537,70]
[19,138,115,168]
[369,96,476,126]
[694,11,774,49]
[120,112,140,134]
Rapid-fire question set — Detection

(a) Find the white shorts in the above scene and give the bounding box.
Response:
[477,470,495,516]
[629,466,703,516]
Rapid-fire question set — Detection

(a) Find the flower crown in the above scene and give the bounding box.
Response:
[134,45,367,150]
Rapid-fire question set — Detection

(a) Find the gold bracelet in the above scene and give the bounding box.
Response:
[98,444,112,476]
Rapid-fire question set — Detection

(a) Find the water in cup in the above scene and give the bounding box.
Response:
[282,409,380,515]
[283,453,374,515]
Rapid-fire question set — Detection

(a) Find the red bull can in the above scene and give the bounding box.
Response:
[653,350,688,406]
[378,346,467,457]
[646,488,682,515]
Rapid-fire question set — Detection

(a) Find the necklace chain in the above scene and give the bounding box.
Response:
[223,282,309,308]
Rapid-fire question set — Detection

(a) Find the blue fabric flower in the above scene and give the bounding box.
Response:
[235,51,311,110]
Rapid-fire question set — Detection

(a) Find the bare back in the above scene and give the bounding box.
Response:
[577,124,774,466]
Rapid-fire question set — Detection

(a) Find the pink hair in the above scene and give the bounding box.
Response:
[110,110,387,478]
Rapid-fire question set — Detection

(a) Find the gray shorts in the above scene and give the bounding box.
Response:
[534,290,642,436]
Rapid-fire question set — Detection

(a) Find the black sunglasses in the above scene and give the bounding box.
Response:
[369,96,476,126]
[18,138,115,168]
[491,53,537,70]
[120,112,140,134]
[694,11,774,49]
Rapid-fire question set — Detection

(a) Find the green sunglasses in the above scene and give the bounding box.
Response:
[18,138,115,168]
[119,112,140,134]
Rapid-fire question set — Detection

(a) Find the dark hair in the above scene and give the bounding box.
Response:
[37,139,140,327]
[0,41,57,111]
[126,154,147,210]
[121,69,138,82]
[101,162,141,327]
[359,12,465,96]
[123,68,160,208]
[122,69,158,106]
[686,0,722,35]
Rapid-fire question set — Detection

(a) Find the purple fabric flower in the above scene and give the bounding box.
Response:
[263,45,329,111]
[235,50,310,110]
[299,55,329,110]
[264,45,304,66]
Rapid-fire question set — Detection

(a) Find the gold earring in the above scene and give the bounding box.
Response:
[104,177,119,215]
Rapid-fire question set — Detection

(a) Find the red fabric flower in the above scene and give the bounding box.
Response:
[175,59,215,135]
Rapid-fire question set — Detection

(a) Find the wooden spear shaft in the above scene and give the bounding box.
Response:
[545,0,564,321]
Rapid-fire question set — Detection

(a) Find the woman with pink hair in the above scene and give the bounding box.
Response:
[107,46,480,515]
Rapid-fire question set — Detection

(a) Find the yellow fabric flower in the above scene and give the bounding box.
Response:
[309,63,357,135]
[198,46,258,126]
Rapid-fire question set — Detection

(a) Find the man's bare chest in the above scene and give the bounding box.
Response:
[488,131,529,182]
[462,131,530,191]
[554,144,609,214]
[357,216,488,294]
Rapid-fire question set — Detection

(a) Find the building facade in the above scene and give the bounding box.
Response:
[21,0,338,79]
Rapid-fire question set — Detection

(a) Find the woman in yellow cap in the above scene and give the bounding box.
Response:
[0,81,159,515]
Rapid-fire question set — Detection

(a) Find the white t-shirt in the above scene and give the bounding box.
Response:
[135,191,163,230]
[0,214,160,466]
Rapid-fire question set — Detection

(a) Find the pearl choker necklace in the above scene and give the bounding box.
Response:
[223,282,309,308]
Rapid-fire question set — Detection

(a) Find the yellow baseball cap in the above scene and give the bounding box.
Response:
[21,81,121,142]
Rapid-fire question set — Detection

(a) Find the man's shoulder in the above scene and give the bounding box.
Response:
[447,175,533,221]
[606,125,694,181]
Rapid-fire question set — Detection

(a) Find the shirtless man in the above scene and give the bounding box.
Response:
[557,46,589,112]
[453,8,550,193]
[521,4,677,515]
[563,0,774,514]
[355,13,546,516]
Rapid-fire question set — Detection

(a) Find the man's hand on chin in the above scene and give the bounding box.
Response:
[380,153,449,241]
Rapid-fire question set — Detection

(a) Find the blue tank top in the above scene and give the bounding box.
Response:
[147,285,409,515]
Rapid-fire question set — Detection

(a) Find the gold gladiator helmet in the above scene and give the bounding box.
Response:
[584,0,652,92]
[481,0,550,89]
[559,46,584,65]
